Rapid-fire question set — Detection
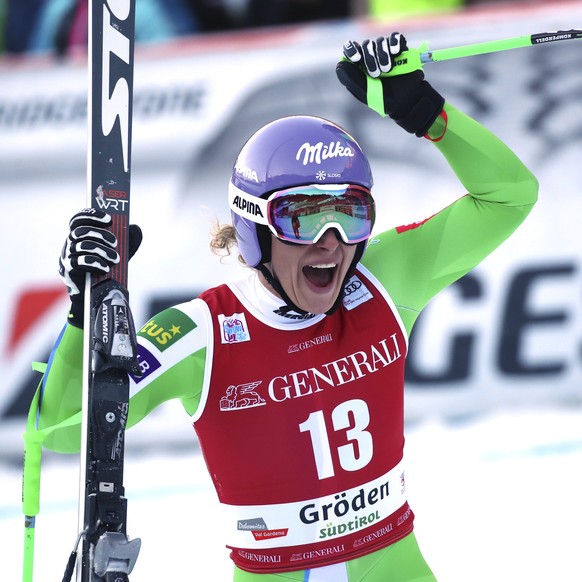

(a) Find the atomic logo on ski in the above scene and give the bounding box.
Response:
[138,308,196,352]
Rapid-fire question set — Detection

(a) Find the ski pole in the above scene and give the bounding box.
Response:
[22,433,42,582]
[21,363,47,582]
[381,28,582,76]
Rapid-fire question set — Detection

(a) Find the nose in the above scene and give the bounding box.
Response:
[315,228,342,250]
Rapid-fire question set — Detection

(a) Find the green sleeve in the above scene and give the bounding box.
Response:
[362,103,538,334]
[125,349,207,424]
[36,324,84,431]
[34,316,207,453]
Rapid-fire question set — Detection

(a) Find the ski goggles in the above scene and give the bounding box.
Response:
[229,183,375,244]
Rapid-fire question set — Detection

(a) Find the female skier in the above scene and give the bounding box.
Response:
[36,34,538,581]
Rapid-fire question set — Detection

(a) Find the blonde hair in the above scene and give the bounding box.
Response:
[209,219,247,266]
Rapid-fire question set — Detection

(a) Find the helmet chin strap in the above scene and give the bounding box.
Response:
[257,240,366,317]
[257,263,309,315]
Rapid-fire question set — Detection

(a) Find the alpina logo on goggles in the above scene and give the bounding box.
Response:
[229,183,375,244]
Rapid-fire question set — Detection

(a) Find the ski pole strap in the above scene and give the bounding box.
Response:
[366,77,387,117]
[424,109,449,142]
[62,532,86,582]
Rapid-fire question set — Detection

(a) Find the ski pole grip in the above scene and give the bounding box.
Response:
[22,432,43,516]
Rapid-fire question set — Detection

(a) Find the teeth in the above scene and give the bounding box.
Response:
[309,263,336,269]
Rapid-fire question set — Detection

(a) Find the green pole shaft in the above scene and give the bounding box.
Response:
[22,433,42,582]
[427,34,532,62]
[380,29,582,76]
[22,377,45,582]
[23,519,36,582]
[425,29,582,63]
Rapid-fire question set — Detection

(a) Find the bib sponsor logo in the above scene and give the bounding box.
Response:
[270,334,402,402]
[224,334,403,409]
[236,517,288,541]
[397,506,412,527]
[138,307,196,352]
[319,511,381,540]
[251,528,288,541]
[298,477,397,543]
[352,521,394,548]
[299,481,389,526]
[343,275,372,311]
[353,505,411,548]
[219,312,251,344]
[290,544,345,562]
[236,549,282,564]
[220,381,266,411]
[288,333,333,353]
[130,344,161,383]
[238,518,268,531]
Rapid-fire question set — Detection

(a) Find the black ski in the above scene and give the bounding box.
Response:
[69,1,141,580]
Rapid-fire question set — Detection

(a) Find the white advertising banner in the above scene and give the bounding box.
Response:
[0,1,581,455]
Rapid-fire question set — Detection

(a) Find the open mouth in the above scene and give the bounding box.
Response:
[302,263,337,288]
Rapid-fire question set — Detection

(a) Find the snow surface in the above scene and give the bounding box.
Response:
[2,406,582,581]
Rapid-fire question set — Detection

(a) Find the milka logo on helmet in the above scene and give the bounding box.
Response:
[296,141,355,166]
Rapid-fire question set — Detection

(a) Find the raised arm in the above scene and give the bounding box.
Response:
[336,34,538,331]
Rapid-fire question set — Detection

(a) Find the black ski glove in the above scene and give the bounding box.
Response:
[336,33,445,137]
[58,208,142,328]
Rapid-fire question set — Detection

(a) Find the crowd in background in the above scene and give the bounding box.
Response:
[0,0,529,58]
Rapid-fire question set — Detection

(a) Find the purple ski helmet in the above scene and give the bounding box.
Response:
[229,115,374,267]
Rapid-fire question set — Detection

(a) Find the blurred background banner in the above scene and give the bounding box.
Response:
[0,0,581,457]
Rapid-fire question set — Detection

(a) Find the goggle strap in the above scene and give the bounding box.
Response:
[228,183,269,225]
